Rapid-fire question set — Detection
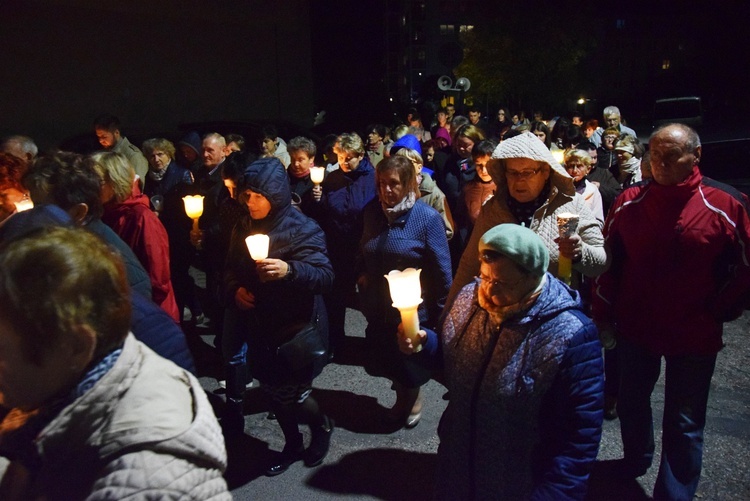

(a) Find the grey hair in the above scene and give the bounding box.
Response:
[602,106,621,118]
[1,135,38,158]
[651,123,701,151]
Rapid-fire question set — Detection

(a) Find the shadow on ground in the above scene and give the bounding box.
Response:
[307,449,437,500]
[586,460,651,500]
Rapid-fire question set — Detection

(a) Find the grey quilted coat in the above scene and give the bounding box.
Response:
[0,334,231,500]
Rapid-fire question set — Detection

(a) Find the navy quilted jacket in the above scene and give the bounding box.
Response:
[424,274,603,500]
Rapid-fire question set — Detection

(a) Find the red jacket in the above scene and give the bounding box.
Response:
[103,194,180,323]
[593,166,750,356]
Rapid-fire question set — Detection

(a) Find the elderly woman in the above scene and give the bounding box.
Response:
[223,157,334,476]
[564,149,604,223]
[141,138,199,323]
[92,151,179,322]
[0,226,230,499]
[358,155,452,428]
[449,131,608,304]
[400,224,603,499]
[614,133,643,187]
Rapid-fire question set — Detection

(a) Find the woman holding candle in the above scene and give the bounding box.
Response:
[358,155,452,428]
[223,157,335,476]
[448,131,608,306]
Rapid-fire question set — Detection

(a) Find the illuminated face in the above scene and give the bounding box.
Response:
[289,151,314,178]
[512,115,520,125]
[497,110,506,121]
[505,157,549,203]
[261,137,277,155]
[446,105,456,119]
[95,128,119,149]
[533,130,546,144]
[584,127,595,139]
[478,257,535,308]
[147,149,171,171]
[605,114,621,129]
[455,135,475,159]
[378,169,405,208]
[468,111,481,125]
[649,128,700,186]
[572,116,583,127]
[202,138,226,168]
[474,155,492,182]
[602,134,618,150]
[565,159,590,182]
[244,190,272,219]
[437,112,447,127]
[335,147,362,172]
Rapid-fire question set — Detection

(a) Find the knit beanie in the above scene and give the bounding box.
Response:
[478,223,549,277]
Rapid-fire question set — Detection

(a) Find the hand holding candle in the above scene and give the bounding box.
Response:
[384,268,423,353]
[309,166,325,185]
[556,213,580,284]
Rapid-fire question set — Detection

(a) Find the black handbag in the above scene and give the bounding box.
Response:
[276,315,327,371]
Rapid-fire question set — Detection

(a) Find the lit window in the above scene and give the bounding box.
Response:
[459,25,474,33]
[662,59,671,70]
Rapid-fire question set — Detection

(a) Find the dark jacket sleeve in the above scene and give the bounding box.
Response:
[285,216,335,295]
[532,311,604,501]
[130,292,196,374]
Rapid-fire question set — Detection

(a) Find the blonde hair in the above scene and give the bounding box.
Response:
[90,151,135,203]
[394,147,423,169]
[334,132,364,156]
[564,149,593,168]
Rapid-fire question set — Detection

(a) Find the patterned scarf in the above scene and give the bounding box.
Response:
[382,192,416,225]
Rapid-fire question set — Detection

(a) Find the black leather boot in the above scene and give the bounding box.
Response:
[305,415,334,467]
[265,435,304,476]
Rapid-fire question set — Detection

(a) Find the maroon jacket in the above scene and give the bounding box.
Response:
[593,166,750,356]
[103,194,180,323]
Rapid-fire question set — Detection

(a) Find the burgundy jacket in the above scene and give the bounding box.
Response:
[103,194,180,322]
[593,166,750,355]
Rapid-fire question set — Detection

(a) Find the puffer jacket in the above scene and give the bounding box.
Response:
[449,132,608,305]
[418,172,454,240]
[223,157,334,384]
[0,334,230,500]
[430,275,603,500]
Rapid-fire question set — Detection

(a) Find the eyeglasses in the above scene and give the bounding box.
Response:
[478,273,524,291]
[505,167,543,180]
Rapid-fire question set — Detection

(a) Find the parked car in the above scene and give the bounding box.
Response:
[653,96,703,130]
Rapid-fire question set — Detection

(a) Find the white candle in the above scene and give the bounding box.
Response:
[14,198,34,212]
[182,195,204,219]
[309,166,325,185]
[245,234,270,261]
[384,268,423,352]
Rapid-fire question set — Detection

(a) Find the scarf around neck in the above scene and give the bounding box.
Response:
[381,191,416,224]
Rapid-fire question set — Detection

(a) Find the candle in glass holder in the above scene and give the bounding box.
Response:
[182,195,204,232]
[556,212,580,284]
[309,166,325,185]
[14,195,34,213]
[245,234,270,261]
[384,268,423,352]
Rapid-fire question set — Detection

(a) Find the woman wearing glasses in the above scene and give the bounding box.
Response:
[449,131,608,305]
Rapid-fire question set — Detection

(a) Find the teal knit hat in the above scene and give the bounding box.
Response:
[478,224,549,276]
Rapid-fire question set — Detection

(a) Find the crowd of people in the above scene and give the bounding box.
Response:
[0,103,748,499]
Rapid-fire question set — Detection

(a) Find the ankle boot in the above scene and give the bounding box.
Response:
[305,415,334,467]
[266,434,304,476]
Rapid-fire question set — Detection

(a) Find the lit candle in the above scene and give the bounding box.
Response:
[309,166,325,185]
[245,234,269,261]
[384,268,423,352]
[14,196,33,213]
[182,195,204,232]
[556,213,580,285]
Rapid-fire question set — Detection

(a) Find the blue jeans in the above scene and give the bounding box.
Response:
[618,338,716,501]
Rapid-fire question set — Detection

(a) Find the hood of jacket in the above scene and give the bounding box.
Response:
[392,134,422,156]
[489,131,575,199]
[237,157,291,222]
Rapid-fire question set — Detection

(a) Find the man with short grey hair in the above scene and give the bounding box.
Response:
[591,105,637,147]
[593,123,750,499]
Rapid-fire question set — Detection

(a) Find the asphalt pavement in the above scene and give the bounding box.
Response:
[191,306,750,500]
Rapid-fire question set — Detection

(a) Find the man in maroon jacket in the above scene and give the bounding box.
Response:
[593,124,750,500]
